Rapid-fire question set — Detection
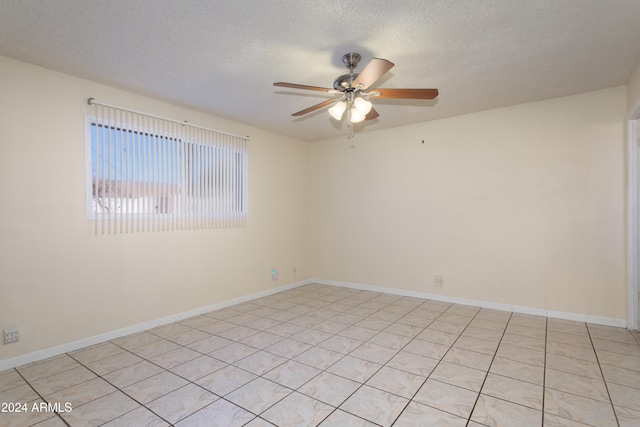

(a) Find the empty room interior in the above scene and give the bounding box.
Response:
[3,1,640,426]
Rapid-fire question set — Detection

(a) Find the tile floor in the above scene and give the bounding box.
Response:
[2,284,640,426]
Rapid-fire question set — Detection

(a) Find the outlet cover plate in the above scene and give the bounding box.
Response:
[4,328,19,344]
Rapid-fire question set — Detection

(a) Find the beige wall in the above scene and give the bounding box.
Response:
[0,52,631,364]
[0,56,311,362]
[310,87,627,321]
[628,58,640,114]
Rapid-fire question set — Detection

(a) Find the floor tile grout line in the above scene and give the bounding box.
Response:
[467,312,555,423]
[300,290,544,422]
[460,310,513,426]
[409,307,538,421]
[64,350,179,427]
[542,314,547,426]
[588,332,640,359]
[543,322,621,427]
[387,304,474,426]
[12,367,72,427]
[170,398,229,426]
[17,354,119,413]
[9,285,638,426]
[169,291,392,424]
[305,299,521,424]
[268,292,632,426]
[390,303,524,423]
[241,293,442,425]
[15,291,377,424]
[353,302,449,426]
[30,298,375,426]
[324,295,448,426]
[111,332,303,426]
[267,298,412,425]
[585,323,621,427]
[239,291,399,426]
[70,335,278,426]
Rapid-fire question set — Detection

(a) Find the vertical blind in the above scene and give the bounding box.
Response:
[87,99,249,234]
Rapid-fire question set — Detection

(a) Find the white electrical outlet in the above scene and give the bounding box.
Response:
[4,328,19,344]
[434,276,443,287]
[271,269,278,281]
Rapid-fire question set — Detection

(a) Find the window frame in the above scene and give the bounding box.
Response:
[84,114,249,226]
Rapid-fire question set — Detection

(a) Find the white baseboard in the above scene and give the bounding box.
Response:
[1,277,627,371]
[0,279,308,372]
[311,278,627,329]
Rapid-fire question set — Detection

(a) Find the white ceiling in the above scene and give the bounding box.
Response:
[2,0,640,142]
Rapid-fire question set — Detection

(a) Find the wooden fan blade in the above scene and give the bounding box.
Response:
[352,58,394,90]
[291,99,337,116]
[370,88,439,99]
[274,82,334,92]
[365,107,379,120]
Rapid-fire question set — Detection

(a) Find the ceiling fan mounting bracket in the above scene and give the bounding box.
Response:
[342,52,361,71]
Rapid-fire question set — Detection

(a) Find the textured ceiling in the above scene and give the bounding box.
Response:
[1,0,640,141]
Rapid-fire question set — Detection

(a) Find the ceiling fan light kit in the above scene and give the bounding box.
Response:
[329,92,372,123]
[274,52,439,136]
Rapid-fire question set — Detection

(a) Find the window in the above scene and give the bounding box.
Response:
[85,101,248,234]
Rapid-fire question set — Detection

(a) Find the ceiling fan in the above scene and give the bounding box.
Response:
[274,52,438,128]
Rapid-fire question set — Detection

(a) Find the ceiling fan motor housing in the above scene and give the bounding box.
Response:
[333,52,362,90]
[334,73,358,90]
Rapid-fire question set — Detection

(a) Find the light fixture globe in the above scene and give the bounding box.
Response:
[350,108,366,123]
[328,101,347,120]
[353,97,372,115]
